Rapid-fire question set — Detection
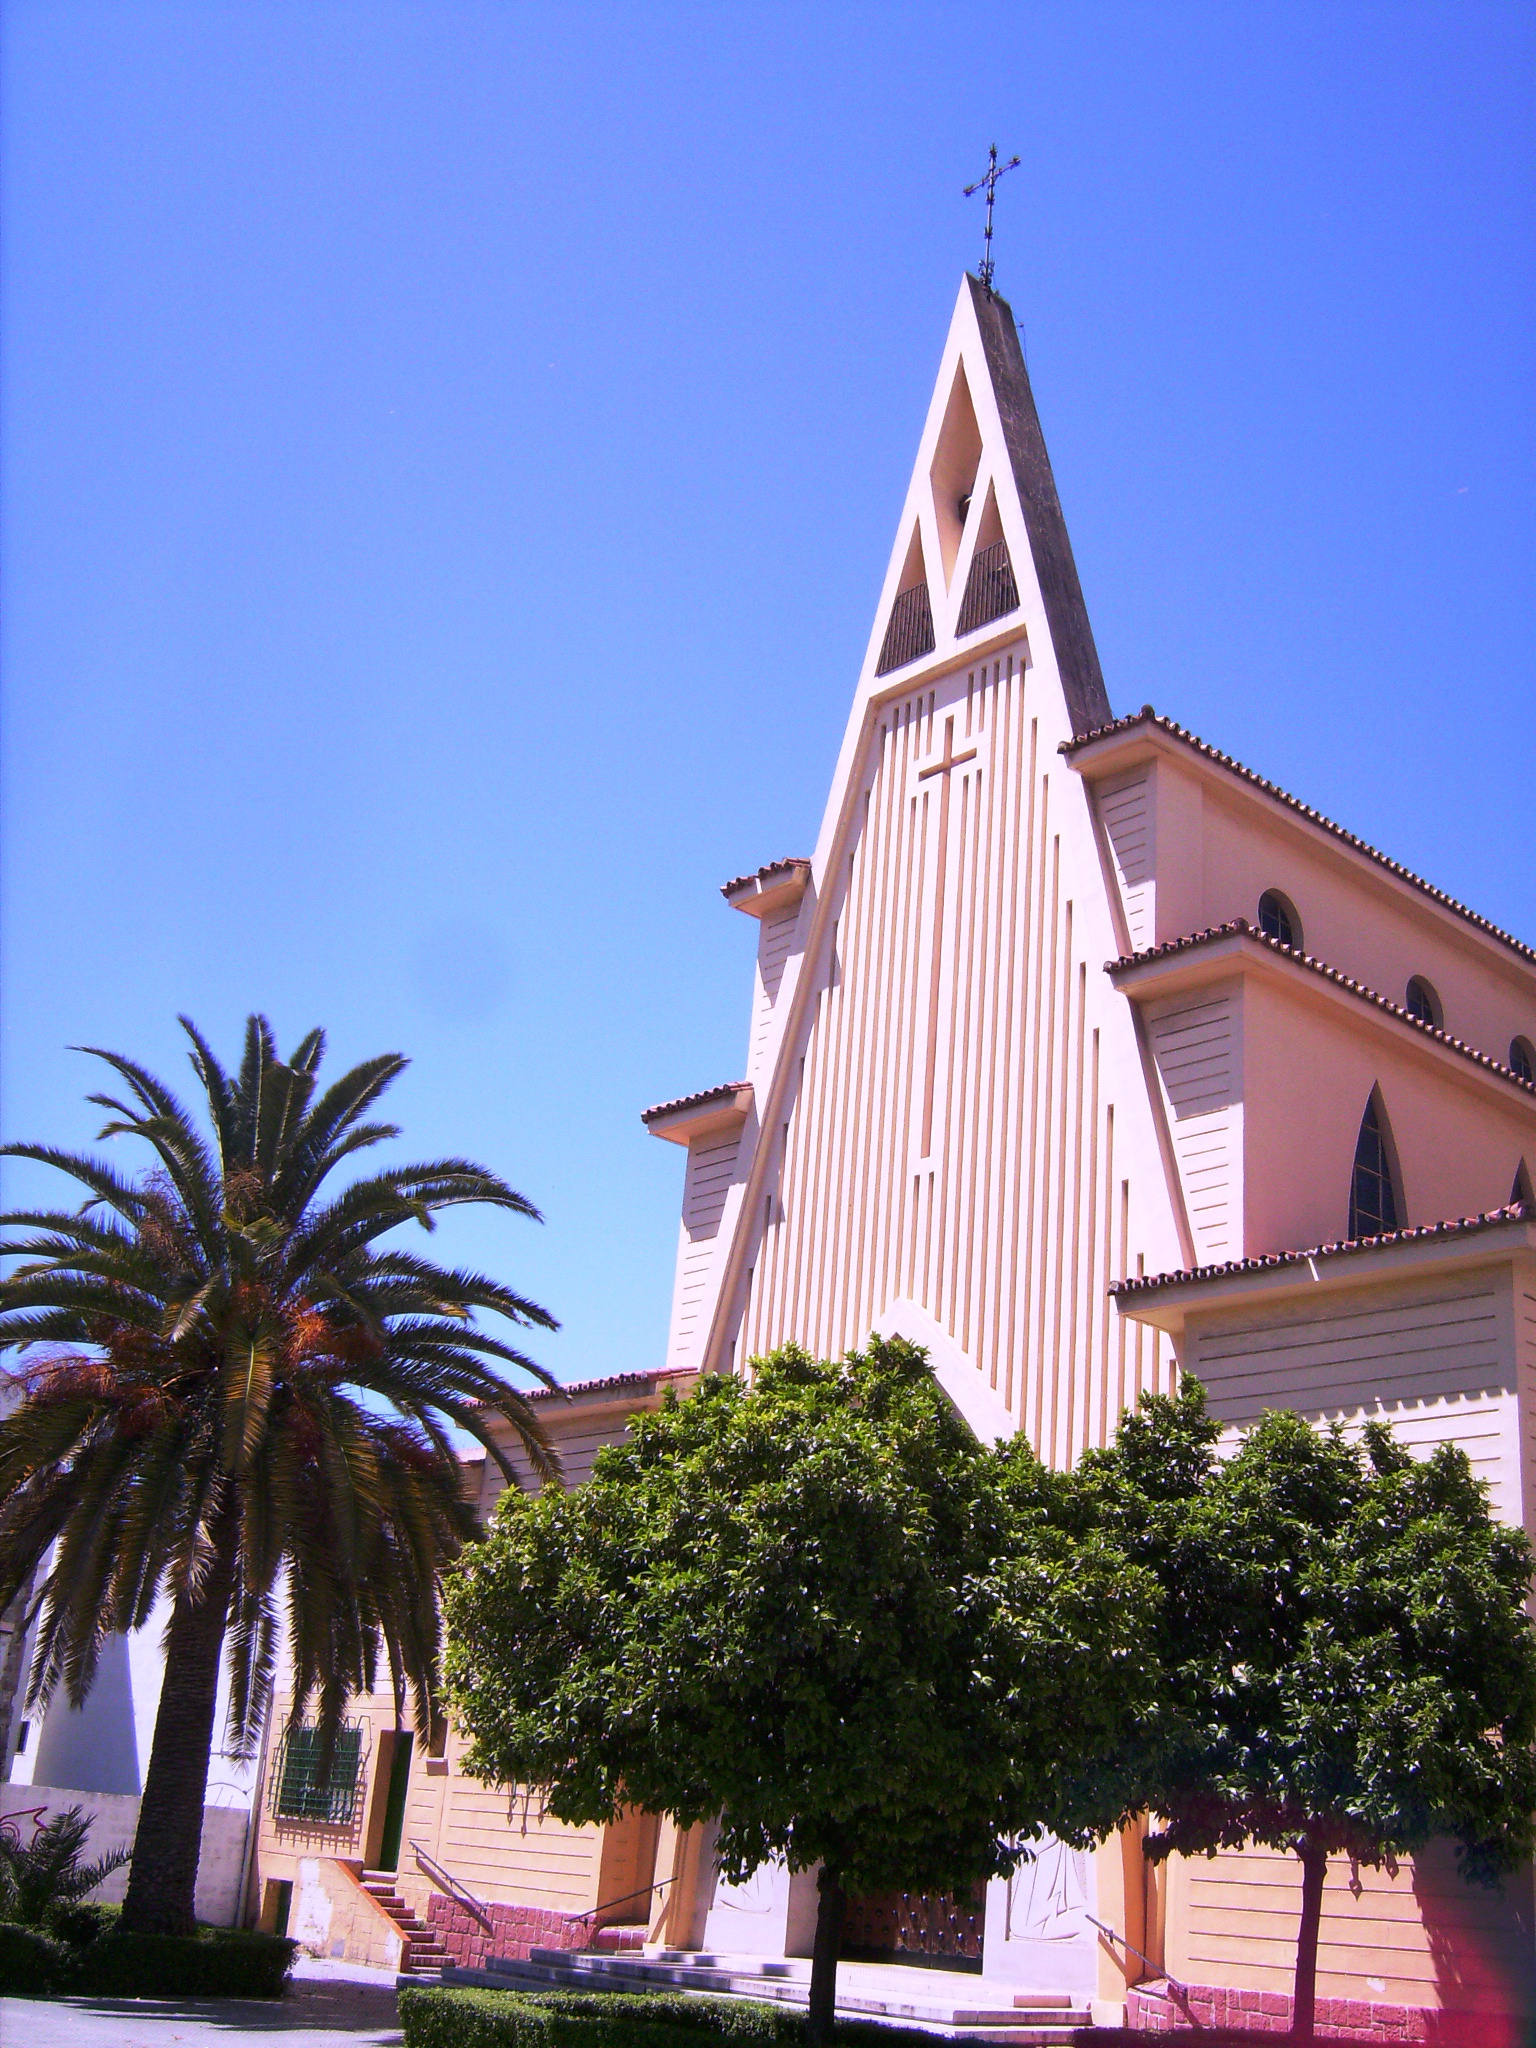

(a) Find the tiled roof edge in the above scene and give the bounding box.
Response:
[526,1366,697,1403]
[641,1080,750,1124]
[1111,1203,1535,1297]
[1063,710,1536,969]
[720,857,812,900]
[1109,919,1536,1097]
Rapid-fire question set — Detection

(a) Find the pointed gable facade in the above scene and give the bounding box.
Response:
[643,278,1536,2031]
[647,277,1186,1464]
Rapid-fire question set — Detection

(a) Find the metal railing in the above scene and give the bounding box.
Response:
[956,539,1019,636]
[571,1872,675,1928]
[876,581,936,676]
[1086,1913,1185,1999]
[412,1840,494,1933]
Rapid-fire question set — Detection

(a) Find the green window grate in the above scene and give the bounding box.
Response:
[270,1722,365,1826]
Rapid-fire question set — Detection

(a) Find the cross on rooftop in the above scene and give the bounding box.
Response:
[963,145,1022,293]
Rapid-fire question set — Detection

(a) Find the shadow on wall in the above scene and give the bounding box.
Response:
[31,1633,141,1796]
[1414,1835,1536,2034]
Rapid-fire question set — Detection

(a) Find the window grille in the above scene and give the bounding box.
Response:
[955,539,1019,637]
[1257,890,1298,949]
[270,1721,365,1826]
[1405,976,1441,1029]
[875,582,935,676]
[1348,1093,1400,1240]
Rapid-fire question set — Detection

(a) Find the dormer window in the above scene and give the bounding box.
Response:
[1257,890,1300,950]
[1510,1037,1535,1085]
[1405,977,1442,1030]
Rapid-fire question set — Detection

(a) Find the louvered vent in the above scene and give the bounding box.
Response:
[956,540,1020,636]
[875,582,935,676]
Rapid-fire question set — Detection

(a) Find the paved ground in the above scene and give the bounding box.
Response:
[0,1959,404,2047]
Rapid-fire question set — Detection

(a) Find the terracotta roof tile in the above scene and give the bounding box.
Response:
[1112,1203,1534,1297]
[720,857,811,900]
[1109,919,1536,1097]
[640,1081,751,1124]
[526,1366,697,1403]
[1064,709,1536,968]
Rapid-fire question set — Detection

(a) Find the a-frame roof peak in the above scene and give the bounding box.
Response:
[862,276,1111,737]
[962,276,1110,735]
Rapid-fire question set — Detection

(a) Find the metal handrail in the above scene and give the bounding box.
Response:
[412,1840,494,1933]
[1085,1913,1186,1999]
[572,1872,674,1926]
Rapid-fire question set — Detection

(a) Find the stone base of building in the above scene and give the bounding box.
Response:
[1128,1978,1526,2044]
[425,1891,648,1970]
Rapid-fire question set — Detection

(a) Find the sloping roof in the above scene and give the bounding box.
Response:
[1064,709,1536,969]
[526,1366,696,1404]
[1112,1202,1534,1298]
[969,276,1111,738]
[641,1081,751,1125]
[721,857,811,900]
[1107,919,1536,1098]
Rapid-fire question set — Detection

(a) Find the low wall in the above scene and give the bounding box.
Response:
[1129,1978,1525,2045]
[0,1782,249,1927]
[426,1891,596,1970]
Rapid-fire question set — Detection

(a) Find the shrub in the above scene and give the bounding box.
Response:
[75,1928,297,1999]
[0,1921,72,1994]
[46,1899,117,1948]
[399,1986,936,2048]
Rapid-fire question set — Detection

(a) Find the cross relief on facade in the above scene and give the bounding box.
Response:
[915,711,985,1157]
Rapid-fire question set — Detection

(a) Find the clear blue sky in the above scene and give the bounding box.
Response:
[3,2,1532,1389]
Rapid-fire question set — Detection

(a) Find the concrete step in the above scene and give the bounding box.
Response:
[448,1949,1088,2040]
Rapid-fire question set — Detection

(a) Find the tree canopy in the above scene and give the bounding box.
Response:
[446,1337,1156,2041]
[1078,1383,1536,2036]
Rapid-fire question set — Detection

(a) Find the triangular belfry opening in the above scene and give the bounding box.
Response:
[1513,1158,1534,1207]
[858,276,1110,735]
[875,522,936,677]
[955,479,1020,637]
[929,362,984,586]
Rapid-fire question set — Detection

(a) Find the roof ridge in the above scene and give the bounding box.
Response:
[1064,709,1536,968]
[1112,1202,1534,1296]
[641,1080,751,1124]
[1109,919,1536,1097]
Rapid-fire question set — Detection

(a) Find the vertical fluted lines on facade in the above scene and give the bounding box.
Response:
[735,645,1168,1464]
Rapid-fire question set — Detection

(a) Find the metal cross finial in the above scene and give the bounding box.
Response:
[963,145,1022,294]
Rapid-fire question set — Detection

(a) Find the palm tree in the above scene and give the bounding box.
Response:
[0,1015,559,1936]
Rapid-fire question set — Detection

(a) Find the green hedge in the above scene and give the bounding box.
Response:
[399,1985,938,2048]
[0,1923,73,1994]
[75,1929,297,1999]
[0,1921,296,1999]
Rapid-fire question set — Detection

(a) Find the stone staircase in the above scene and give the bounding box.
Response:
[441,1945,1091,2041]
[360,1868,450,1978]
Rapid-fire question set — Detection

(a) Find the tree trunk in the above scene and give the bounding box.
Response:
[807,1864,847,2048]
[1291,1836,1327,2039]
[120,1543,236,1936]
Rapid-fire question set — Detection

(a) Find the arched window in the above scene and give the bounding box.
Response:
[1405,976,1442,1029]
[1512,1160,1534,1208]
[1349,1089,1402,1239]
[1510,1037,1535,1085]
[1257,890,1300,950]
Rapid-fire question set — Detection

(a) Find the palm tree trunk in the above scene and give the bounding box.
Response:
[1291,1836,1327,2039]
[806,1864,846,2048]
[120,1543,235,1936]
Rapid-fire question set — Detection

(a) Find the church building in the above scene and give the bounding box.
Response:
[638,273,1536,2034]
[245,273,1535,2040]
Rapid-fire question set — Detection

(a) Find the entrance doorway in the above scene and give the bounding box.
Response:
[368,1731,413,1873]
[843,1888,984,1972]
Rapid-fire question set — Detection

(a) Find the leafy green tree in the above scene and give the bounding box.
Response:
[1079,1384,1536,2039]
[445,1337,1155,2044]
[0,1807,129,1928]
[0,1016,558,1936]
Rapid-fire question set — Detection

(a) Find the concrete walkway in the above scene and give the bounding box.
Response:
[0,1959,403,2047]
